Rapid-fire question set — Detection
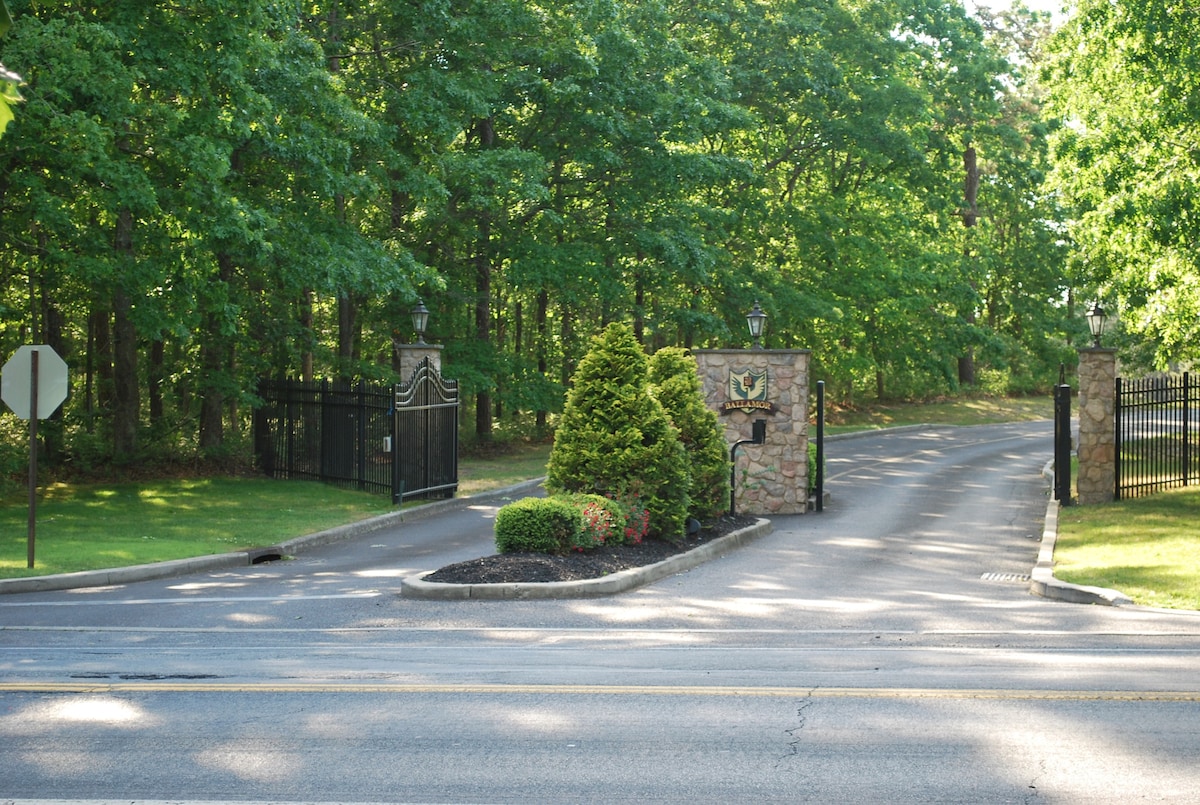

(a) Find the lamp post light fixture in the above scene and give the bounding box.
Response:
[1086,303,1108,348]
[411,299,430,345]
[747,301,767,350]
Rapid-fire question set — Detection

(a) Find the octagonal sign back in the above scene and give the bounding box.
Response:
[2,345,69,420]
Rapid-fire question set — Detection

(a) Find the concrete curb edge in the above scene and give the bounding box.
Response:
[400,518,774,601]
[1031,460,1133,607]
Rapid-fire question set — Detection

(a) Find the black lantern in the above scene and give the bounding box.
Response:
[747,301,767,350]
[411,299,430,345]
[1086,303,1107,348]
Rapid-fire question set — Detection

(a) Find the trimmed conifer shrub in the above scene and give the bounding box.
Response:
[649,347,730,521]
[545,322,690,541]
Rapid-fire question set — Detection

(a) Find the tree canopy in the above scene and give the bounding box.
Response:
[0,0,1096,471]
[1044,0,1200,369]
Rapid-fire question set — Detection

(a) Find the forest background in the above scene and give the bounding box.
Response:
[0,0,1195,479]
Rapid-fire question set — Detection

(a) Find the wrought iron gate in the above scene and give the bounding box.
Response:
[253,358,458,503]
[1115,372,1199,499]
[393,357,459,503]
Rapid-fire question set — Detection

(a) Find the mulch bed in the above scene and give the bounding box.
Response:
[423,514,757,584]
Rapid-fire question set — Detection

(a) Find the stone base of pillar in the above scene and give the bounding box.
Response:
[694,349,811,516]
[395,344,443,379]
[1077,347,1117,505]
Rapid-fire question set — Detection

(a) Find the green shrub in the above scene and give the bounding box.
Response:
[649,347,730,521]
[493,493,650,555]
[546,323,690,541]
[494,496,581,554]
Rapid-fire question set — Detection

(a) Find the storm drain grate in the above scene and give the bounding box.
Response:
[980,572,1031,583]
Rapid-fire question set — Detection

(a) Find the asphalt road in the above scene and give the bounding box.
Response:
[3,421,1200,803]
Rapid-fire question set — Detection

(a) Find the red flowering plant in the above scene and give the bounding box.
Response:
[563,492,650,551]
[607,490,650,545]
[565,494,625,552]
[576,501,617,551]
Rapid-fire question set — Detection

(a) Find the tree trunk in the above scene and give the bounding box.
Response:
[338,292,356,376]
[88,303,113,429]
[199,254,235,451]
[958,144,980,387]
[39,262,67,465]
[473,116,496,442]
[112,207,139,459]
[474,239,492,442]
[149,337,165,426]
[300,288,315,382]
[536,288,549,430]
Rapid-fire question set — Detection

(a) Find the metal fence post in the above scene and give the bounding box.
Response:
[1184,372,1191,488]
[815,380,825,512]
[1054,382,1073,505]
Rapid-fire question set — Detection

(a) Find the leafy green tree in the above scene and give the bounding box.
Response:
[0,0,20,138]
[649,346,729,521]
[1044,0,1200,368]
[546,322,689,540]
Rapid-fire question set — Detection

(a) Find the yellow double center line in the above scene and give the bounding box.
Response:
[3,682,1199,700]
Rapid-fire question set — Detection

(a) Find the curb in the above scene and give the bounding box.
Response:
[401,518,774,601]
[1030,461,1133,607]
[0,478,547,596]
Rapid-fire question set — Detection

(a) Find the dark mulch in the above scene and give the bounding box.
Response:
[424,514,758,584]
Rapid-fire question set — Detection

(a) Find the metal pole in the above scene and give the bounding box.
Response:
[815,380,825,512]
[1055,382,1073,505]
[1114,377,1123,501]
[1184,372,1190,487]
[27,349,39,568]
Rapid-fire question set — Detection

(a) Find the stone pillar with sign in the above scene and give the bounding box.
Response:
[694,349,812,515]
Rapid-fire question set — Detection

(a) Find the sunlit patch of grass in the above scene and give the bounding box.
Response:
[1055,487,1200,610]
[826,395,1053,432]
[0,478,393,579]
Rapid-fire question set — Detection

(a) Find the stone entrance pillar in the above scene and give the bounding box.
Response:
[694,349,812,515]
[394,343,443,379]
[1077,347,1117,504]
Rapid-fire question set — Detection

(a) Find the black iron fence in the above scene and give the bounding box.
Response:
[1115,372,1199,500]
[253,358,458,503]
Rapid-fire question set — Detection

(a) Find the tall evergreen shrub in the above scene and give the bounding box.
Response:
[546,323,690,540]
[649,347,730,521]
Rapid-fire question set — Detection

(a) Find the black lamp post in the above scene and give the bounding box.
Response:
[747,301,767,350]
[1086,303,1107,348]
[411,299,430,345]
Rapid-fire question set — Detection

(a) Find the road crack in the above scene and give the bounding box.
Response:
[776,688,817,771]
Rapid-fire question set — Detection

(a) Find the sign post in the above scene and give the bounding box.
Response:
[2,345,69,568]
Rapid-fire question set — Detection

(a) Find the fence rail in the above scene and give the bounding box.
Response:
[253,359,458,502]
[1115,372,1199,499]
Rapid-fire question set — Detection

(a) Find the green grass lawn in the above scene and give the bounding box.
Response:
[0,477,395,579]
[825,394,1053,432]
[1054,487,1200,610]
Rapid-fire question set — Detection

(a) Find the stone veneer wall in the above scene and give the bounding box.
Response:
[693,349,811,515]
[395,345,443,380]
[1077,348,1117,505]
